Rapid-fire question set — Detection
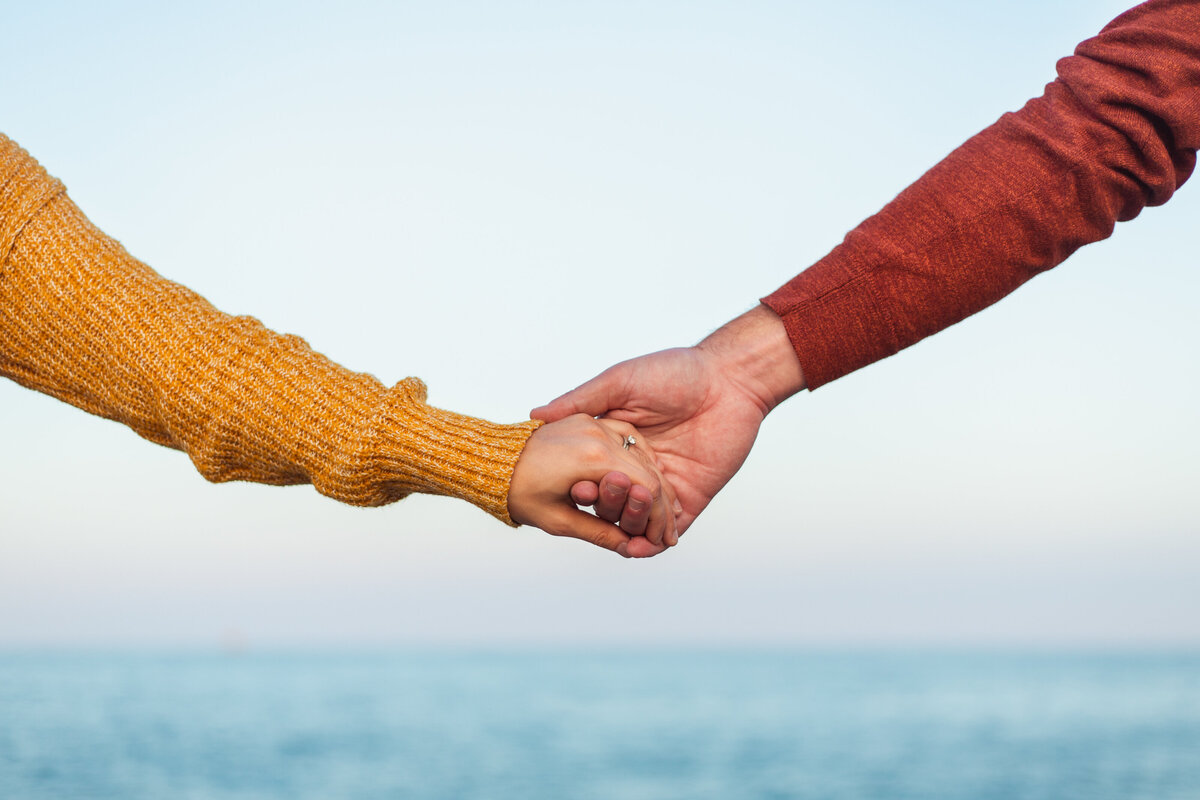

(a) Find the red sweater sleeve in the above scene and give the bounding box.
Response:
[762,0,1200,389]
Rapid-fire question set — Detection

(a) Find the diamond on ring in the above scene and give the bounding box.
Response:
[623,435,637,450]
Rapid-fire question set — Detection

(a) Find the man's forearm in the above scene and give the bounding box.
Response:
[698,304,806,414]
[763,0,1200,388]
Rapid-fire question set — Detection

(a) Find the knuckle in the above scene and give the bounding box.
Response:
[645,476,662,500]
[581,442,609,465]
[601,476,629,495]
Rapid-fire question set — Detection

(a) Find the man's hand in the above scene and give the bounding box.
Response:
[534,346,761,539]
[532,305,806,545]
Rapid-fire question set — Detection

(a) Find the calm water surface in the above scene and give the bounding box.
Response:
[1,650,1198,799]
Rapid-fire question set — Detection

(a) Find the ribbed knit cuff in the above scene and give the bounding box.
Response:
[371,377,542,525]
[761,271,898,391]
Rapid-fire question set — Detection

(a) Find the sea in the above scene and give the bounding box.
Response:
[1,649,1198,800]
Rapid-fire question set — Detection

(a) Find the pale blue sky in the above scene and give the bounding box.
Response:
[2,0,1197,647]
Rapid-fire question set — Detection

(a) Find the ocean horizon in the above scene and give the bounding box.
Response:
[2,647,1198,799]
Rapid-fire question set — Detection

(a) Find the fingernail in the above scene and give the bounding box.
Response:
[673,500,683,515]
[616,542,630,558]
[607,484,625,497]
[628,498,646,513]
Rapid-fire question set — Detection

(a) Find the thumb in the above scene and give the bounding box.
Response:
[557,507,632,556]
[530,366,628,422]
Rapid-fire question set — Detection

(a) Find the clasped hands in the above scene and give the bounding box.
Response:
[506,305,806,559]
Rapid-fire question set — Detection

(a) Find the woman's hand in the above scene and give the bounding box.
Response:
[507,414,678,558]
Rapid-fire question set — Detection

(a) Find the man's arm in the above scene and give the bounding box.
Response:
[537,0,1200,541]
[765,0,1200,388]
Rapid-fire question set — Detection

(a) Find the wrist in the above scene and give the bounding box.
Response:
[372,378,543,525]
[697,304,806,412]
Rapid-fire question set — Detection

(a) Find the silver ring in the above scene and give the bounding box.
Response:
[622,435,637,450]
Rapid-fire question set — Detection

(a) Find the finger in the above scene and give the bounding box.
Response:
[594,471,631,523]
[615,433,681,541]
[655,469,681,546]
[641,481,673,548]
[635,444,680,545]
[613,457,670,547]
[624,536,668,559]
[595,419,677,547]
[570,481,599,507]
[618,484,652,536]
[555,508,632,556]
[530,364,630,422]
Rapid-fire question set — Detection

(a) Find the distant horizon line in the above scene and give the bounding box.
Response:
[3,641,1198,656]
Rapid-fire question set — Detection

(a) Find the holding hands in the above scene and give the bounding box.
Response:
[506,414,679,558]
[528,306,805,552]
[1,129,796,563]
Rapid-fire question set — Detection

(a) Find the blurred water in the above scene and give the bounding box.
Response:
[1,650,1198,800]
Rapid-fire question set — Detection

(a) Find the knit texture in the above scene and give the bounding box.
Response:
[0,134,540,524]
[764,0,1200,389]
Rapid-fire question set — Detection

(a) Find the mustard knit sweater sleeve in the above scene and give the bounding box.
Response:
[0,134,540,524]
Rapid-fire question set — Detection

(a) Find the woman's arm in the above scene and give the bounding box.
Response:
[0,134,674,553]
